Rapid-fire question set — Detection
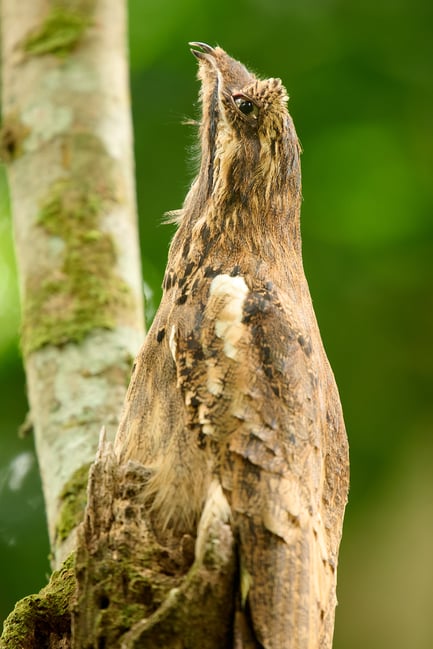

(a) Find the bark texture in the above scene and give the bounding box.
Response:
[72,432,236,649]
[1,0,144,566]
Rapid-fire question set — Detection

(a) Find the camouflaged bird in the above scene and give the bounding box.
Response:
[114,43,349,649]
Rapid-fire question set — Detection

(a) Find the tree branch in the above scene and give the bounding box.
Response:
[72,431,236,648]
[0,0,145,566]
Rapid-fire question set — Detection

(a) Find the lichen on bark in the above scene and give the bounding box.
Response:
[21,133,136,355]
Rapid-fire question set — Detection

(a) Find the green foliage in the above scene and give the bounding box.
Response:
[0,169,20,357]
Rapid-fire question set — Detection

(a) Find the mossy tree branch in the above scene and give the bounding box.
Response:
[1,433,237,649]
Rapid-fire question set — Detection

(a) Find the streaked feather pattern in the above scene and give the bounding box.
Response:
[115,43,349,648]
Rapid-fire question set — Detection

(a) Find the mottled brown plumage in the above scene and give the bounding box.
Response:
[114,43,349,648]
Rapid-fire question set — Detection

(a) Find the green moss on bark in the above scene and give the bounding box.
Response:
[0,554,75,648]
[74,540,183,645]
[22,133,135,355]
[56,463,91,542]
[23,1,96,57]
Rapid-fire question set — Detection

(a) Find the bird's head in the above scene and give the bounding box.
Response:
[187,42,301,241]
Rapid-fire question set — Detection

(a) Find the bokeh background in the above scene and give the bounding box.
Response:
[1,0,432,646]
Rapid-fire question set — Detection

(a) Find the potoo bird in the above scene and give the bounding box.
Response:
[115,43,349,648]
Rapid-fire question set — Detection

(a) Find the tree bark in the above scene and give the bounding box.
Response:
[1,0,144,567]
[72,431,236,649]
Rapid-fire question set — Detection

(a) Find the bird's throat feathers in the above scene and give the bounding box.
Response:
[207,109,302,237]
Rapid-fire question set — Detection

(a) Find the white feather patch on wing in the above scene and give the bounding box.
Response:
[209,274,249,359]
[195,478,232,562]
[169,324,177,362]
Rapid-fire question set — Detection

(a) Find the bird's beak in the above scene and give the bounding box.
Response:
[189,41,215,61]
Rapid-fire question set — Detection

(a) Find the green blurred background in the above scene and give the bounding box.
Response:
[1,0,432,646]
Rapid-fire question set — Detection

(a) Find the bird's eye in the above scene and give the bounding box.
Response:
[233,95,259,119]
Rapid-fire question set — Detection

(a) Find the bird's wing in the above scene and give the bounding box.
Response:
[115,295,215,537]
[186,273,336,649]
